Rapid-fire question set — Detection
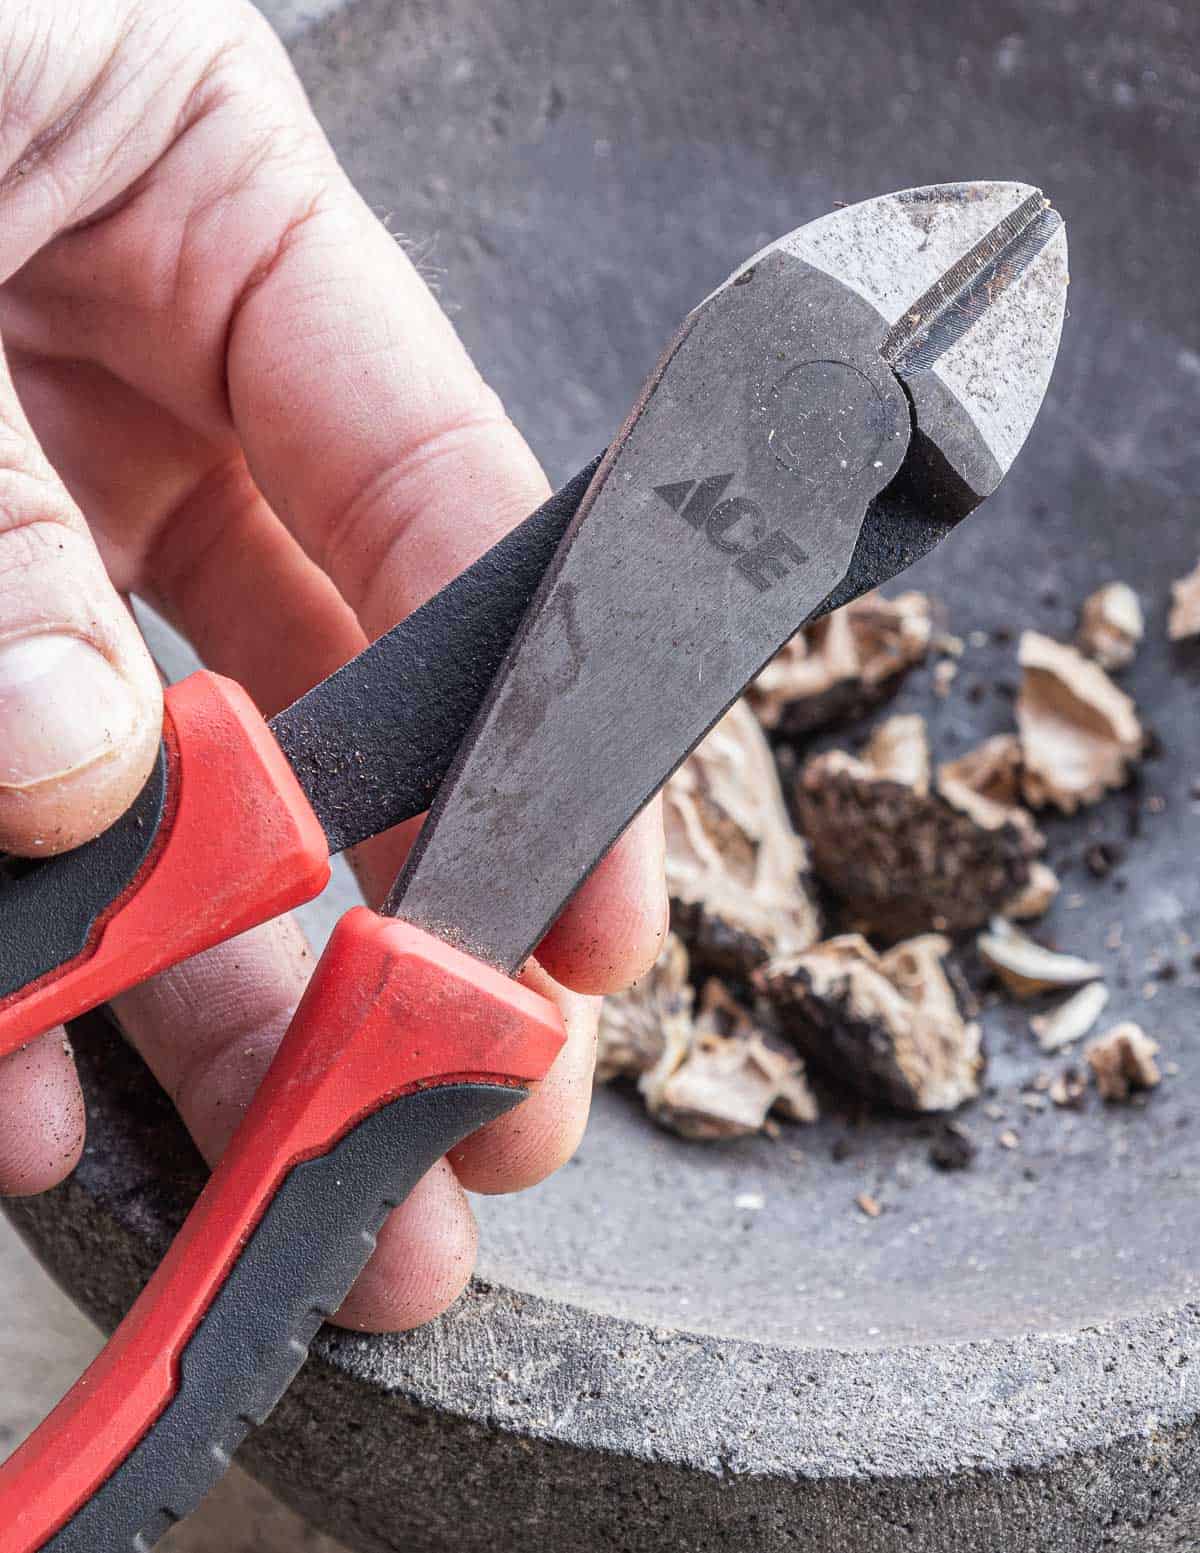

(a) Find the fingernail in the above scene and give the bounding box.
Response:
[0,635,139,789]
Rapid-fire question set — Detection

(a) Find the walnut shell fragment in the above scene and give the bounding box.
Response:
[664,698,820,979]
[1000,863,1062,921]
[976,918,1102,1000]
[639,977,818,1141]
[1031,981,1110,1053]
[595,933,693,1083]
[1016,631,1143,813]
[748,590,932,737]
[1077,582,1143,670]
[1086,1021,1161,1101]
[1168,560,1200,642]
[795,716,1047,938]
[757,934,982,1112]
[938,734,1024,811]
[1049,1066,1087,1108]
[596,936,818,1140]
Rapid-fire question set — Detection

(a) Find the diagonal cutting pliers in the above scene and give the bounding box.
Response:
[0,180,1067,1549]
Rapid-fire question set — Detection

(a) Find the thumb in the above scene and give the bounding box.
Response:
[0,342,161,855]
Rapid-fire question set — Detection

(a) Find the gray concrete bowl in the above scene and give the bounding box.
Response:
[7,0,1200,1547]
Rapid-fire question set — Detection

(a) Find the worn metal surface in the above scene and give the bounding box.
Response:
[7,0,1199,1549]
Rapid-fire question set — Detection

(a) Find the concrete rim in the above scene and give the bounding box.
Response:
[311,1278,1200,1482]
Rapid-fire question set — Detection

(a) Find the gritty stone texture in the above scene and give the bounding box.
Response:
[0,1221,98,1462]
[254,0,348,42]
[7,0,1200,1549]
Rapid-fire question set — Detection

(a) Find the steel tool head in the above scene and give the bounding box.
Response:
[390,181,1068,969]
[768,180,1066,516]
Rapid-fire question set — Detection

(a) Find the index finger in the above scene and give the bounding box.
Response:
[222,109,666,991]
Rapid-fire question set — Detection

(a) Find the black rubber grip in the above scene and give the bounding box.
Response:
[45,1082,525,1552]
[271,454,606,856]
[0,745,169,1002]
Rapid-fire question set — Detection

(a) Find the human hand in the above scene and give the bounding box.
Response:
[0,0,667,1327]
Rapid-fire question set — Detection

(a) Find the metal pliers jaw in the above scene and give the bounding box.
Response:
[732,181,1069,619]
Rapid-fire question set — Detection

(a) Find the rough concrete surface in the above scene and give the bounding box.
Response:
[6,0,1200,1549]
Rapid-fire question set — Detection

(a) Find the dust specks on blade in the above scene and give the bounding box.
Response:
[748,180,1069,478]
[762,181,1049,328]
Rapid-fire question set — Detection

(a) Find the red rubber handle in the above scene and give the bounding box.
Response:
[0,672,331,1058]
[0,909,565,1550]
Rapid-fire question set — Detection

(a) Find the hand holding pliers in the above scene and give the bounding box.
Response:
[0,181,1067,1550]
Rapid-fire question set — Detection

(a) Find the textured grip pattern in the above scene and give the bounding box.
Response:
[44,1082,524,1552]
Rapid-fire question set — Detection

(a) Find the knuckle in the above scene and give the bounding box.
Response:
[0,515,76,589]
[180,6,330,183]
[0,7,52,151]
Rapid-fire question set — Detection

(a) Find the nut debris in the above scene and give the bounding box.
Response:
[758,933,982,1112]
[1032,980,1110,1053]
[639,978,818,1141]
[749,590,931,736]
[933,659,958,697]
[1001,862,1062,920]
[797,717,1047,937]
[664,700,820,978]
[939,740,1060,920]
[977,918,1102,1000]
[1049,1066,1088,1108]
[1016,631,1143,812]
[1168,560,1200,642]
[1086,1022,1161,1101]
[597,934,818,1140]
[938,733,1023,811]
[1077,582,1143,670]
[862,712,931,792]
[596,933,693,1083]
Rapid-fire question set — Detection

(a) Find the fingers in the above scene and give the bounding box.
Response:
[355,806,668,997]
[225,187,550,638]
[334,1160,478,1332]
[536,801,670,995]
[111,915,313,1164]
[115,916,479,1332]
[0,1028,85,1195]
[0,344,161,854]
[450,963,600,1196]
[224,188,669,991]
[110,913,584,1333]
[145,457,365,719]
